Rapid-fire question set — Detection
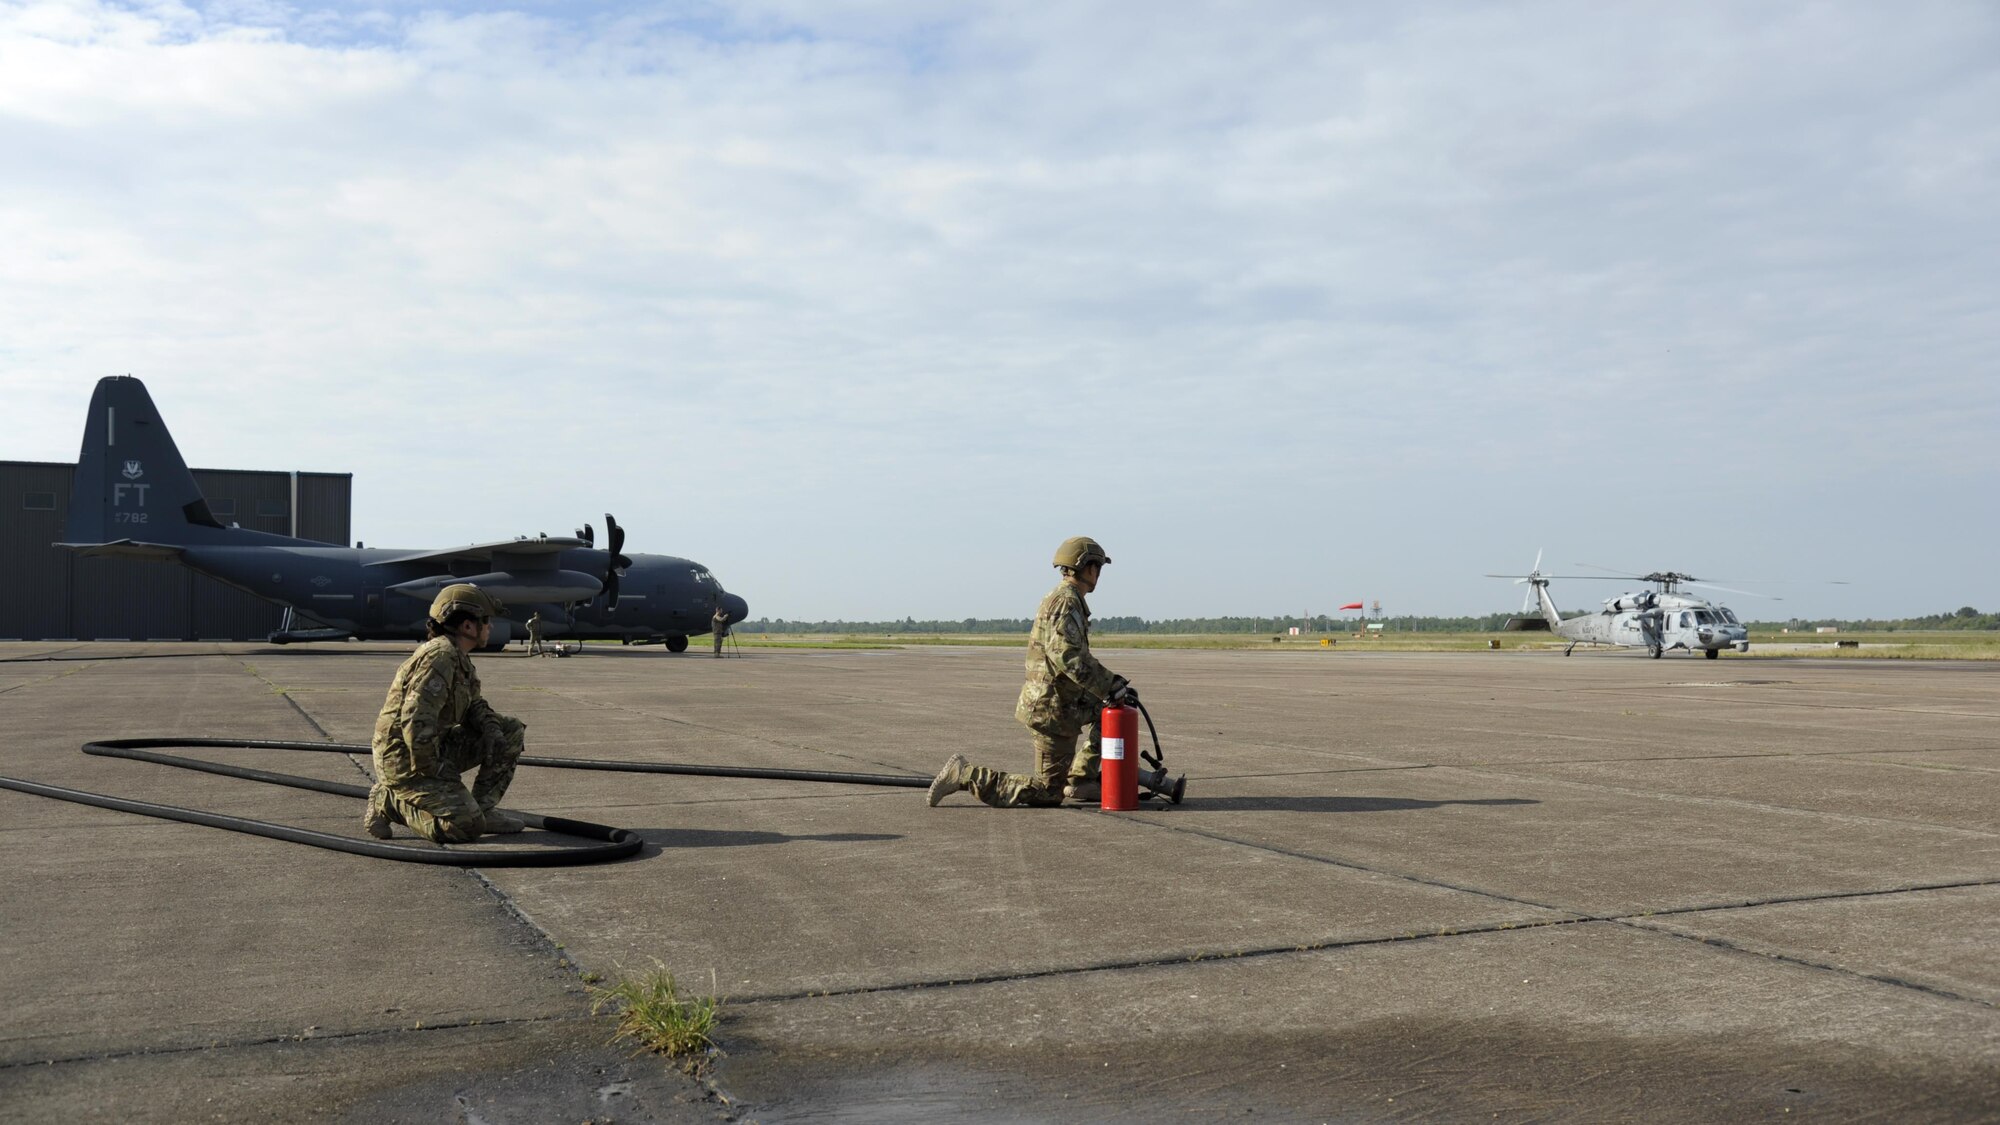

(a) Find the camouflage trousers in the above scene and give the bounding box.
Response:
[372,716,526,843]
[962,725,1102,808]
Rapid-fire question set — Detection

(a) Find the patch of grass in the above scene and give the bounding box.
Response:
[589,966,722,1070]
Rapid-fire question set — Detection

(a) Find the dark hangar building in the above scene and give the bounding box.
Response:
[1,460,352,641]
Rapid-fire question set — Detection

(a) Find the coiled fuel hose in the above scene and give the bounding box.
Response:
[0,738,927,867]
[0,708,1171,864]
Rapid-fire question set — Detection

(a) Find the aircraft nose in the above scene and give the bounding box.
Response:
[719,592,749,624]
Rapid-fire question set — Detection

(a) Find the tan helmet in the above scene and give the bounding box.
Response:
[429,583,505,624]
[1052,536,1111,570]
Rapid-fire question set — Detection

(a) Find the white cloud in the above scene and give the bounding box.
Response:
[1,0,1995,619]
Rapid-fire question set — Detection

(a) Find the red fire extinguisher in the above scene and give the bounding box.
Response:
[1099,704,1139,811]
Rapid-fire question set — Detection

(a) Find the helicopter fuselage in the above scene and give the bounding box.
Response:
[1554,590,1750,658]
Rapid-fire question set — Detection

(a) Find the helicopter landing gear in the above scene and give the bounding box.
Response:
[1649,644,1663,659]
[1705,648,1720,659]
[1564,642,1577,656]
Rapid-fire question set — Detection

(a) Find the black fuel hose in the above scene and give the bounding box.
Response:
[0,738,925,866]
[0,738,643,866]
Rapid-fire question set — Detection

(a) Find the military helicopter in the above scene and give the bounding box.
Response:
[1487,556,1759,658]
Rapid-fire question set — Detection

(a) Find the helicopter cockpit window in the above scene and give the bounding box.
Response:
[1679,612,1692,628]
[1721,609,1740,624]
[1695,610,1715,625]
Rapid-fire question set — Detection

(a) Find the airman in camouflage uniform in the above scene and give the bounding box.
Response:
[362,584,528,843]
[928,537,1131,808]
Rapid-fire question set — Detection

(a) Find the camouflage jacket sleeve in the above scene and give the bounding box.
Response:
[394,644,457,777]
[1044,588,1120,700]
[460,663,507,744]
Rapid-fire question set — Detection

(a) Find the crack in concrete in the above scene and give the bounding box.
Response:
[730,914,1591,1007]
[1616,920,2000,1011]
[1427,760,2000,839]
[0,1013,583,1073]
[729,877,2000,1014]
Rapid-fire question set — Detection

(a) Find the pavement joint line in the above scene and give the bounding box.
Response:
[1611,876,2000,921]
[729,913,1594,1007]
[0,663,97,696]
[0,1012,587,1073]
[1485,744,2000,767]
[1428,762,2000,839]
[1110,808,2000,938]
[1614,918,2000,1011]
[1102,810,1585,918]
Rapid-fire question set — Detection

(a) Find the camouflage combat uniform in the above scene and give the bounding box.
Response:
[712,608,729,657]
[526,612,544,655]
[367,636,526,843]
[958,577,1122,807]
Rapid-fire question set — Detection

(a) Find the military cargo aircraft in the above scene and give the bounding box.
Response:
[59,376,748,650]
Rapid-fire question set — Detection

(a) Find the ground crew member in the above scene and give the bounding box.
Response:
[362,584,528,842]
[928,536,1133,807]
[526,610,544,656]
[712,604,730,657]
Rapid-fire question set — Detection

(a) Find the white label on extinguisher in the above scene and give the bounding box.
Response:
[1103,737,1126,761]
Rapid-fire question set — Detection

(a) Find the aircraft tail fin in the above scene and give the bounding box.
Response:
[63,376,308,549]
[1533,577,1563,629]
[1525,552,1564,629]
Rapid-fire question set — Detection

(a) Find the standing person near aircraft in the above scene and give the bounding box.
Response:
[928,537,1134,808]
[712,604,729,658]
[363,585,528,842]
[526,610,545,656]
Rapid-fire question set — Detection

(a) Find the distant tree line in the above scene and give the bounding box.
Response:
[735,611,1583,635]
[732,606,1994,634]
[1757,607,1999,632]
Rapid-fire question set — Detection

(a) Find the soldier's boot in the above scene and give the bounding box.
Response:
[1063,777,1101,804]
[361,785,397,840]
[480,808,527,835]
[927,754,970,807]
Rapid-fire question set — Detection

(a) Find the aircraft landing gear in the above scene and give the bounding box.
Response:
[1705,648,1720,659]
[665,635,689,653]
[1649,644,1663,659]
[1563,642,1576,656]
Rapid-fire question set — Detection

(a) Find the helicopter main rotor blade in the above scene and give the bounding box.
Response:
[1686,580,1781,600]
[1573,563,1644,578]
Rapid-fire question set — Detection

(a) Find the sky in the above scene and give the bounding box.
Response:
[3,1,1996,622]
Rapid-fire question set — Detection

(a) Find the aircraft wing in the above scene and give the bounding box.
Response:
[56,540,188,560]
[366,536,589,569]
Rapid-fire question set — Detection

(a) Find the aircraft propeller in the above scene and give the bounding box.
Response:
[601,513,632,608]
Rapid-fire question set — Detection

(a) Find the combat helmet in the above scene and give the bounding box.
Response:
[1052,536,1110,570]
[429,583,506,625]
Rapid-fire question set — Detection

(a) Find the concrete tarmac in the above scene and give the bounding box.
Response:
[1,641,1995,1122]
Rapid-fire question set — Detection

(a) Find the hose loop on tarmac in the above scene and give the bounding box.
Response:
[0,738,927,867]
